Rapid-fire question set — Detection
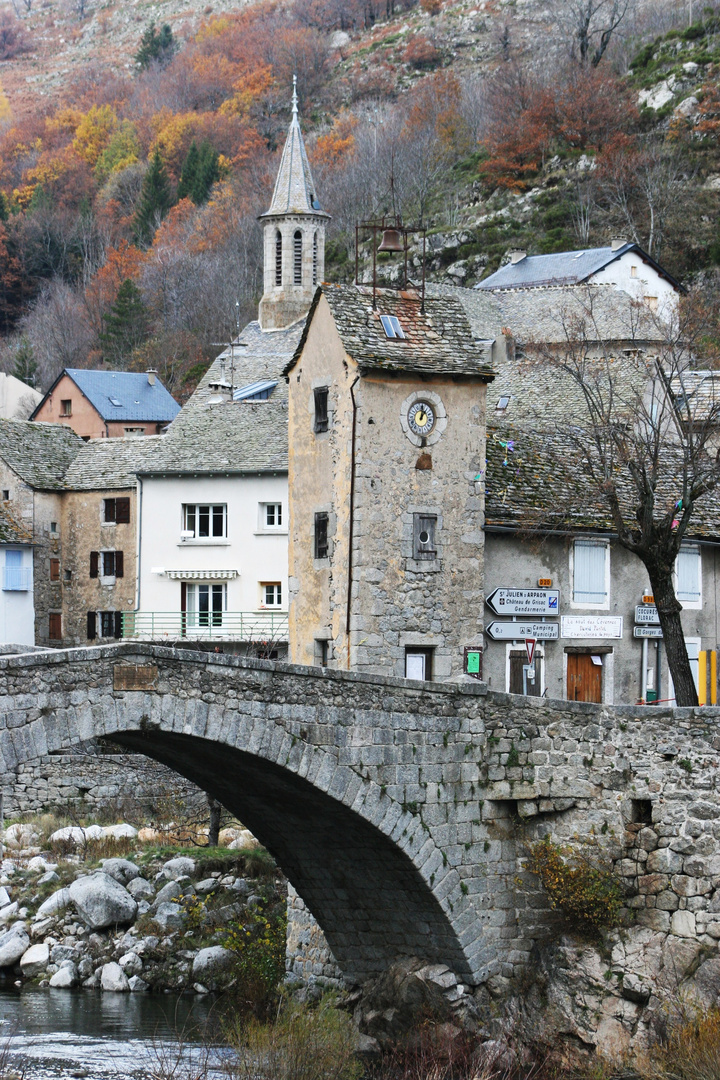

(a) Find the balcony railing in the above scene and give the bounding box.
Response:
[3,567,30,592]
[121,610,288,642]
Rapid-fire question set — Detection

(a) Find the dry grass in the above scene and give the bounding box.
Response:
[637,1007,720,1080]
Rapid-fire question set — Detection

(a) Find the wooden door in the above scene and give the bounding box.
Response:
[567,653,602,703]
[509,650,541,697]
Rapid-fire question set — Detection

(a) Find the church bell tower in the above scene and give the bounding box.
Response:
[258,79,330,331]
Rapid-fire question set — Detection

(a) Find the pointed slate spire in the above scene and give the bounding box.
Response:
[264,76,322,217]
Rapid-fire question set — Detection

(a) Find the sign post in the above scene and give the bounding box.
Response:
[525,639,536,665]
[486,588,559,617]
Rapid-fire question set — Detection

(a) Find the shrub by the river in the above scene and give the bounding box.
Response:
[525,835,624,932]
[228,996,362,1080]
[224,896,287,1017]
[638,1007,720,1080]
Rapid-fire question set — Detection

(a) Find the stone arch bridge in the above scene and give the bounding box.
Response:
[0,643,715,988]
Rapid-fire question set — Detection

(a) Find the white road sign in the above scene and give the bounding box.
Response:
[633,626,663,639]
[561,615,623,639]
[486,588,559,617]
[635,605,660,625]
[485,621,559,641]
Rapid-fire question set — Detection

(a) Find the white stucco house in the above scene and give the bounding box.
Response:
[476,240,682,318]
[0,505,34,646]
[131,399,289,655]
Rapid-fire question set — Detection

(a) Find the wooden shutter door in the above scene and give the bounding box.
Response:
[115,551,124,578]
[567,653,603,703]
[89,551,99,578]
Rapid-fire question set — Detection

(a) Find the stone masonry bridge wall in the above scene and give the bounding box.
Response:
[0,643,718,994]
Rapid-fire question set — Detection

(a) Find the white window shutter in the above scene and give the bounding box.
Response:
[573,541,607,604]
[676,546,701,604]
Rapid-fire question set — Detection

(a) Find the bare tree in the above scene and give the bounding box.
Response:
[557,0,634,66]
[599,141,689,259]
[526,288,720,706]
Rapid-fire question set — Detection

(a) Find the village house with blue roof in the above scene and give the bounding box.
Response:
[30,368,180,439]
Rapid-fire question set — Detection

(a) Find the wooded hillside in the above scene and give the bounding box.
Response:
[0,0,718,396]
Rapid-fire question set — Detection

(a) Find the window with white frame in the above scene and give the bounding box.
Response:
[182,504,227,540]
[186,583,226,627]
[572,539,609,606]
[261,503,283,529]
[675,544,702,607]
[261,583,282,607]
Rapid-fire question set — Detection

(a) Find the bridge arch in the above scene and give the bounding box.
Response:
[0,645,490,985]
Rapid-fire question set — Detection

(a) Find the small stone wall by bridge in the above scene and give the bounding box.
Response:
[0,642,719,996]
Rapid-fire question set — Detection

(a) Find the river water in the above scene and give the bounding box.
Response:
[0,987,229,1079]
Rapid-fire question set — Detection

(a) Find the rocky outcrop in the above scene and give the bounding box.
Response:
[68,874,138,930]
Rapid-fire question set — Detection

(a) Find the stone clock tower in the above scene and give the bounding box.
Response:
[258,79,330,331]
[284,283,495,681]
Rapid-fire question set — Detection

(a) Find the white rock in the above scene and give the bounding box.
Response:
[101,825,138,840]
[100,962,129,992]
[118,951,142,975]
[3,824,38,850]
[68,875,137,931]
[49,827,88,847]
[683,61,699,74]
[638,81,675,111]
[20,942,49,977]
[126,878,154,900]
[330,29,350,49]
[0,926,29,968]
[194,879,217,895]
[162,857,195,878]
[671,910,696,937]
[27,856,50,872]
[153,902,185,931]
[228,832,258,851]
[49,962,77,988]
[192,946,234,988]
[128,975,148,992]
[36,889,70,920]
[675,95,699,117]
[0,888,12,909]
[37,872,60,887]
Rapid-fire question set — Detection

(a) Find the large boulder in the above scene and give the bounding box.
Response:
[100,962,129,992]
[101,859,141,886]
[49,962,78,989]
[36,888,70,919]
[192,946,234,989]
[68,874,137,930]
[0,925,30,968]
[119,951,142,976]
[49,826,102,847]
[4,823,39,849]
[20,942,49,977]
[153,902,185,931]
[152,880,186,909]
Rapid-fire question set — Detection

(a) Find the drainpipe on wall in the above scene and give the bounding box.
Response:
[135,476,143,616]
[346,377,360,669]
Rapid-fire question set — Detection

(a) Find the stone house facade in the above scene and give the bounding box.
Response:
[285,284,494,679]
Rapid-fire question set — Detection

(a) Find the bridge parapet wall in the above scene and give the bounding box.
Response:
[0,644,719,988]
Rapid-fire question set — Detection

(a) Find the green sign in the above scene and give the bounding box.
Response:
[466,650,481,675]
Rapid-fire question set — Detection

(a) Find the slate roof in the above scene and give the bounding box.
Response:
[32,369,180,424]
[261,86,327,218]
[430,282,666,346]
[62,436,166,491]
[185,320,299,409]
[0,420,83,490]
[484,424,720,541]
[476,244,682,292]
[287,284,495,379]
[0,504,32,545]
[139,400,288,475]
[669,371,720,423]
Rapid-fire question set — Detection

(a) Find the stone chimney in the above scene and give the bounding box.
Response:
[510,249,527,265]
[611,237,627,252]
[146,370,157,386]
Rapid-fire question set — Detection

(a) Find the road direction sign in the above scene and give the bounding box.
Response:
[526,639,536,664]
[635,605,660,625]
[486,588,559,617]
[633,626,663,639]
[485,621,559,641]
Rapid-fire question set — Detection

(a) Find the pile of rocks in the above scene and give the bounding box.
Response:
[0,833,275,994]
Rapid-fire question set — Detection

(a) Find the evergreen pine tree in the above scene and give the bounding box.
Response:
[12,337,37,387]
[192,141,220,205]
[135,21,176,69]
[100,279,150,367]
[0,192,7,223]
[134,150,175,248]
[177,142,199,202]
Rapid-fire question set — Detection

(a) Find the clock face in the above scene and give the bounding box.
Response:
[407,400,435,437]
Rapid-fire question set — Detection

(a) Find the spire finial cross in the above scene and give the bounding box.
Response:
[292,75,298,119]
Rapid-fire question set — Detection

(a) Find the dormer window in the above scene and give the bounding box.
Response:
[380,315,405,339]
[496,395,510,412]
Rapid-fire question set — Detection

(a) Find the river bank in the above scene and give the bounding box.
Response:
[0,816,286,998]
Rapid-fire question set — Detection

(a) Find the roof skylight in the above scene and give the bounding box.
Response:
[109,397,122,407]
[496,395,511,411]
[379,314,406,340]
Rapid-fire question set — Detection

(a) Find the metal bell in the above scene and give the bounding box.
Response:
[377,228,403,253]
